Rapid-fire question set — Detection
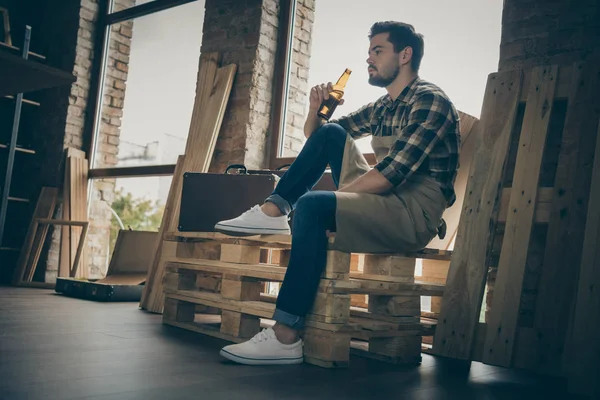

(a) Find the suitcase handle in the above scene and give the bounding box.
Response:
[225,164,248,174]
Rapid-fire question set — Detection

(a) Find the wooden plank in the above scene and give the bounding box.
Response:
[350,339,421,364]
[165,260,359,292]
[497,187,552,223]
[0,49,75,97]
[362,254,415,282]
[59,151,71,279]
[184,52,220,155]
[566,117,600,398]
[139,155,186,311]
[166,231,452,260]
[483,64,558,367]
[432,69,523,360]
[70,155,89,278]
[145,63,237,314]
[164,291,353,332]
[340,279,445,296]
[530,59,600,374]
[303,328,350,364]
[219,244,261,264]
[12,187,58,284]
[167,258,286,281]
[428,111,479,250]
[520,64,572,102]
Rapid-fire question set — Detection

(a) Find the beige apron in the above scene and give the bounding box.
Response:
[331,134,447,254]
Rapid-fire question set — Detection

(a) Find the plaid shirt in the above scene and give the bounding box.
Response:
[331,77,461,207]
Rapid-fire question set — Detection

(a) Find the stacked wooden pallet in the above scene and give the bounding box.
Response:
[430,57,600,397]
[161,231,447,367]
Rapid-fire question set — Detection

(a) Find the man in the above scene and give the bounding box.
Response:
[215,21,461,365]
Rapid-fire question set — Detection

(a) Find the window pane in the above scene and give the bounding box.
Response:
[280,0,503,157]
[111,0,157,13]
[91,0,205,169]
[88,175,171,277]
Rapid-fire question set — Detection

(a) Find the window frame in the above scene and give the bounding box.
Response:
[267,0,377,169]
[83,0,198,180]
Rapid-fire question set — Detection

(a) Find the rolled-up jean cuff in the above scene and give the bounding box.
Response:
[265,194,292,215]
[272,308,305,330]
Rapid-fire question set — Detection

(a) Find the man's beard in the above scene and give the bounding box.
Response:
[368,64,400,87]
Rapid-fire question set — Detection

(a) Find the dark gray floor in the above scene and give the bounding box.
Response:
[0,287,581,400]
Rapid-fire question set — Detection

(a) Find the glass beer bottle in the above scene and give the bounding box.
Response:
[317,68,351,120]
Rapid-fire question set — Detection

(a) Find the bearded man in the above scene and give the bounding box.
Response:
[214,21,461,365]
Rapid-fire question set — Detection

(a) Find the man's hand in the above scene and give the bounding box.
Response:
[304,83,345,138]
[337,168,393,194]
[308,82,345,112]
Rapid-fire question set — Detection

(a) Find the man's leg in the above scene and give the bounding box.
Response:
[214,123,347,235]
[219,191,336,365]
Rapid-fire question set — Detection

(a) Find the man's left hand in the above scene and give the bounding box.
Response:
[337,168,393,194]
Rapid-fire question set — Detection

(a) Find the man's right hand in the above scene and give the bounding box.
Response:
[308,82,344,113]
[304,82,344,139]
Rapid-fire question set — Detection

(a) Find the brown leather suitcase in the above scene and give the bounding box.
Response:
[177,164,336,233]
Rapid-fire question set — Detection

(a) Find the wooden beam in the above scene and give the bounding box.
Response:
[483,65,558,367]
[432,69,523,360]
[531,59,600,374]
[566,117,600,398]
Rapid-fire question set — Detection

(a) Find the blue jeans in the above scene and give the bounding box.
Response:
[266,123,348,330]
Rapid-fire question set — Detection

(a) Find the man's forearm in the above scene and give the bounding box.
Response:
[337,168,393,194]
[304,110,324,139]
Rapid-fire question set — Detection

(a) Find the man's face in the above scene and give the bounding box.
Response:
[367,32,401,88]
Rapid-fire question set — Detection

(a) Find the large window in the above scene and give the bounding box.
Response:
[275,0,503,162]
[91,0,205,170]
[84,0,204,277]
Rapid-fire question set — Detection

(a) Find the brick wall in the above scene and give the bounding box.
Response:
[499,0,600,71]
[42,0,134,281]
[204,0,315,170]
[85,10,134,279]
[282,0,315,157]
[201,0,278,172]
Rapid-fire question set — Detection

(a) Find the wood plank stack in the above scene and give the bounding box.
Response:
[140,52,237,313]
[430,56,600,397]
[162,231,447,367]
[60,148,89,279]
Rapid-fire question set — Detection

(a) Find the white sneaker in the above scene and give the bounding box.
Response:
[214,205,291,236]
[219,328,303,365]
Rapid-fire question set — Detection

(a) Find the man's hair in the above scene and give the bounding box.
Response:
[368,21,424,72]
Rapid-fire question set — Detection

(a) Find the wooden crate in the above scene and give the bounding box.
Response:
[431,56,600,394]
[161,232,447,367]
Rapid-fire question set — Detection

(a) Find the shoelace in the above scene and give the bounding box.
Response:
[250,329,272,343]
[240,205,261,217]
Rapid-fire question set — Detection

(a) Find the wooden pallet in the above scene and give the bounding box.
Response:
[432,55,600,388]
[161,232,448,367]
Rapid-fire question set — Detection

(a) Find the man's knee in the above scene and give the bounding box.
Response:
[295,191,336,216]
[311,123,347,143]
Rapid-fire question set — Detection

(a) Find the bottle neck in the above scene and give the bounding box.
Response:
[334,70,351,91]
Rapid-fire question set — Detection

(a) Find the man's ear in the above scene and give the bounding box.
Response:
[400,46,413,66]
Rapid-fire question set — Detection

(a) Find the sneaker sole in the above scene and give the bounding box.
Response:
[214,224,290,236]
[219,349,303,365]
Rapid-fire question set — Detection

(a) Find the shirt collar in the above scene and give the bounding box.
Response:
[381,76,421,109]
